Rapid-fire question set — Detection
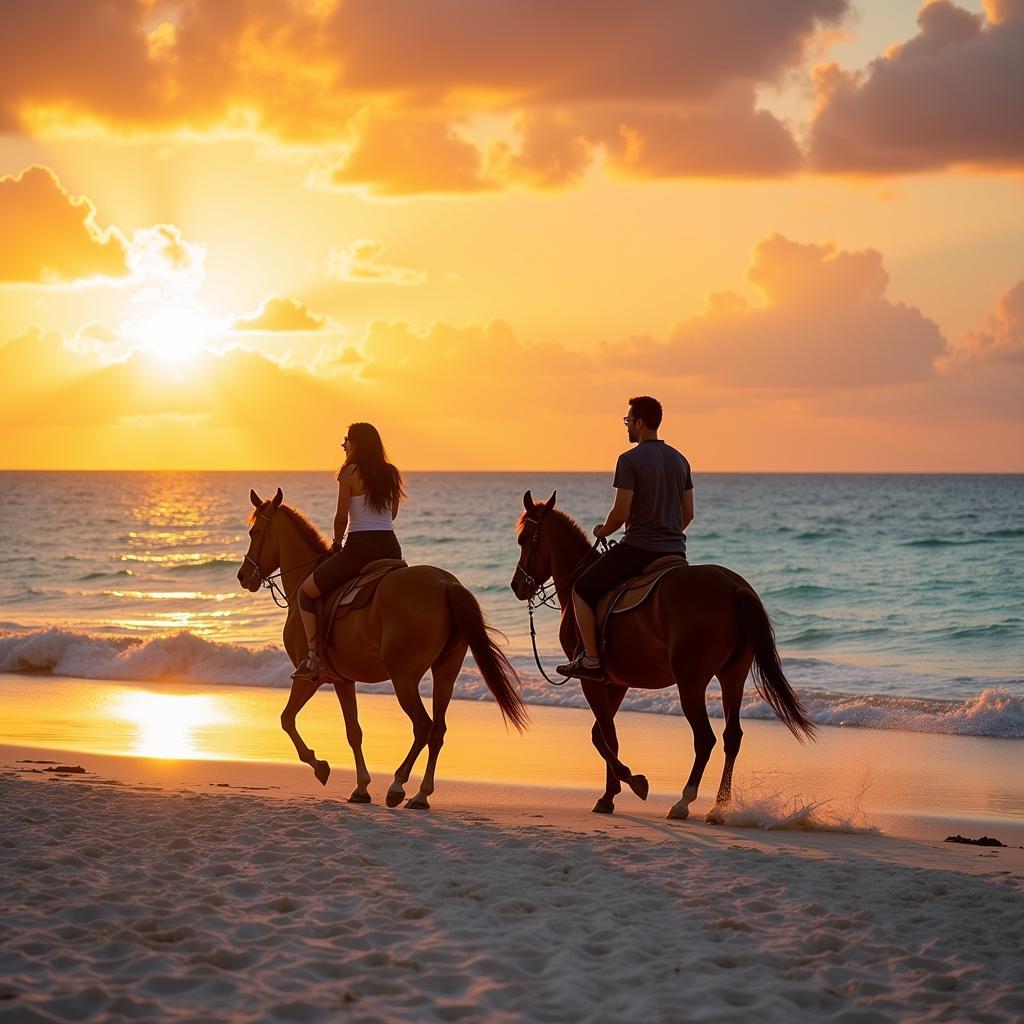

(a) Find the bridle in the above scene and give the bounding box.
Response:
[244,507,325,608]
[515,509,608,686]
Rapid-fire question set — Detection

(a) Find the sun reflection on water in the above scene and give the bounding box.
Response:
[113,690,227,759]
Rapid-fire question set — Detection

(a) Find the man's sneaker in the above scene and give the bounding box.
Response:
[555,654,605,680]
[291,650,320,682]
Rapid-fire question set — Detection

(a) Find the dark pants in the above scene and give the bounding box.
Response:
[313,530,402,594]
[574,542,669,607]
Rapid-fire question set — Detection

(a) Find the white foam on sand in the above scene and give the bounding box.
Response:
[1,771,1021,1024]
[714,772,879,834]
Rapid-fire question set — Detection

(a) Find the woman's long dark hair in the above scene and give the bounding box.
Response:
[342,422,406,514]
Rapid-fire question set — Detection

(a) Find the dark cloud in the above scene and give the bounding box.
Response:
[810,0,1024,172]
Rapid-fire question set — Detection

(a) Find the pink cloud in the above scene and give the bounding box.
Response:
[618,234,945,388]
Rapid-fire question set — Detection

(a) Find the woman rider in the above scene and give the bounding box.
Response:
[291,422,406,682]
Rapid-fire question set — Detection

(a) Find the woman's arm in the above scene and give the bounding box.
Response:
[391,496,400,521]
[333,467,354,546]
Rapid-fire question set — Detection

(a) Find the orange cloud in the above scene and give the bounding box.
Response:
[326,240,427,285]
[0,165,128,283]
[594,91,802,180]
[233,296,329,331]
[325,116,497,196]
[810,0,1024,172]
[612,234,946,388]
[326,1,848,105]
[2,1,850,191]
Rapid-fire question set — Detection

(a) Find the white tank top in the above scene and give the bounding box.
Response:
[348,493,395,533]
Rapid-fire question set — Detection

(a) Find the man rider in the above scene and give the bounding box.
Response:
[556,395,694,680]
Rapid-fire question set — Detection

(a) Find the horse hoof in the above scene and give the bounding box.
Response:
[312,760,331,786]
[405,796,430,810]
[347,790,371,804]
[628,774,649,801]
[592,799,615,815]
[385,788,405,808]
[666,804,689,821]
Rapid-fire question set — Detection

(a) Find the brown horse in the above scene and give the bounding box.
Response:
[510,491,815,821]
[238,488,527,809]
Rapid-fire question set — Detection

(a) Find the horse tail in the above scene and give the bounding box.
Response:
[734,587,816,743]
[445,585,529,732]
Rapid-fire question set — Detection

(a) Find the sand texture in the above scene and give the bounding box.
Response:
[2,773,1022,1024]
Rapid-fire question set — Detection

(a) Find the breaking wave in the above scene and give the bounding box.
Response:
[1,626,1021,739]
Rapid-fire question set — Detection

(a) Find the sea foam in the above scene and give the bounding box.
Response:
[1,626,1021,739]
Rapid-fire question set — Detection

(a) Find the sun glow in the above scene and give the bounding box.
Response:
[123,303,218,363]
[113,690,226,759]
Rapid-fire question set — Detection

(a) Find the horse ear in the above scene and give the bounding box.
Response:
[523,490,534,512]
[272,487,283,508]
[250,489,262,508]
[543,490,557,510]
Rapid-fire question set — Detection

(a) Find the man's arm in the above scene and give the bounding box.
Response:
[682,488,694,530]
[594,488,633,538]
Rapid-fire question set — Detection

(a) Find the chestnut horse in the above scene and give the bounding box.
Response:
[511,491,814,821]
[239,488,527,809]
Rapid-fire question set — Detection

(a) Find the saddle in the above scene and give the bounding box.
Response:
[316,559,407,677]
[595,555,689,653]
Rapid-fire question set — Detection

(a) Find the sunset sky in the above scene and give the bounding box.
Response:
[1,0,1022,471]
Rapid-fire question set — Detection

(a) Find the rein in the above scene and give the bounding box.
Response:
[244,510,328,608]
[519,514,612,686]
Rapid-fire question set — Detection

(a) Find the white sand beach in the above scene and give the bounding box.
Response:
[3,744,1022,1024]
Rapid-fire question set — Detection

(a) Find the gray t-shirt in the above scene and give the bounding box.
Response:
[613,440,693,554]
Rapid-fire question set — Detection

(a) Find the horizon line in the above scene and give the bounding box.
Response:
[2,468,1023,476]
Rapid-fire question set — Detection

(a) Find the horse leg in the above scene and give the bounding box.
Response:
[406,644,464,810]
[706,658,749,824]
[592,686,628,814]
[280,676,330,786]
[332,679,372,803]
[581,679,649,803]
[386,673,432,808]
[667,671,717,821]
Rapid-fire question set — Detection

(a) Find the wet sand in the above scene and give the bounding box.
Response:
[1,673,1022,842]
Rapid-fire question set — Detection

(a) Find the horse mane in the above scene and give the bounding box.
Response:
[280,505,330,553]
[517,505,590,549]
[249,502,330,554]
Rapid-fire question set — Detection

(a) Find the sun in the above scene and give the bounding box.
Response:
[126,303,219,364]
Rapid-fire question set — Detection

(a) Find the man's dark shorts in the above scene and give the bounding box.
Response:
[574,542,665,607]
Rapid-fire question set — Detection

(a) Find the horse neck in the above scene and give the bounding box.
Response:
[549,520,596,609]
[276,513,323,599]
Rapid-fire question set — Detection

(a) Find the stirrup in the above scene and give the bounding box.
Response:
[291,650,320,682]
[555,654,605,681]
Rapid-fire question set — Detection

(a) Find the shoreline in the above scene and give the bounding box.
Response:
[6,740,1024,850]
[3,663,1024,845]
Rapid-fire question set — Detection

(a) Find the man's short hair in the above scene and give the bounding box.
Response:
[628,395,663,430]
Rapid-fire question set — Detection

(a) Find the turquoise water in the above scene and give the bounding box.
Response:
[1,471,1021,737]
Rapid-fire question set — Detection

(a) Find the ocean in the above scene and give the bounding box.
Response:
[1,471,1021,739]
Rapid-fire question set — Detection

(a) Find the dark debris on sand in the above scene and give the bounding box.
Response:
[945,834,1007,847]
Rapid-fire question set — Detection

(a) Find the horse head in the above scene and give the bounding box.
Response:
[238,486,283,591]
[510,489,557,600]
